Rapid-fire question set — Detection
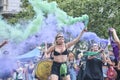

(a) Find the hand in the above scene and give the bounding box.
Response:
[84,28,87,32]
[82,14,89,20]
[99,48,104,53]
[109,28,116,33]
[82,28,87,32]
[0,40,8,48]
[3,40,8,44]
[1,40,8,46]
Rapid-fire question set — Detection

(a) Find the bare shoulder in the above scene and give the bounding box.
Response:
[45,45,55,54]
[65,42,70,49]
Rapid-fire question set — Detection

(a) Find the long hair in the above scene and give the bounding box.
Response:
[54,32,63,45]
[68,51,75,61]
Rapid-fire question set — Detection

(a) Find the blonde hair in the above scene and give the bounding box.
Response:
[55,32,62,40]
[54,32,63,45]
[68,52,75,58]
[68,52,75,62]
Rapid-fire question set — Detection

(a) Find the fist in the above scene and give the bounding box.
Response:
[3,40,8,44]
[109,28,116,33]
[82,14,89,20]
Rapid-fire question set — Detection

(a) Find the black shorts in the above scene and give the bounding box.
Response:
[51,61,69,77]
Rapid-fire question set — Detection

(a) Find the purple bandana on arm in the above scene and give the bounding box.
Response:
[109,30,120,61]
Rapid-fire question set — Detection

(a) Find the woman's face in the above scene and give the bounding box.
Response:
[56,34,64,44]
[69,57,74,61]
[78,53,82,59]
[91,44,99,51]
[69,53,74,61]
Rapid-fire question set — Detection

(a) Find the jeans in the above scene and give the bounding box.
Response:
[28,73,35,80]
[69,68,76,80]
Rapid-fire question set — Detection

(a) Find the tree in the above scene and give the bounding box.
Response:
[48,0,120,38]
[7,0,35,24]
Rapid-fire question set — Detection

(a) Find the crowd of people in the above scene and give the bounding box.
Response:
[43,28,120,80]
[0,60,36,80]
[0,28,120,80]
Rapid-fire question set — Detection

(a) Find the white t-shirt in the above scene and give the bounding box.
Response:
[17,67,24,79]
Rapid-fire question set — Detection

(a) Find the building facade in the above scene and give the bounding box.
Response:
[0,0,21,15]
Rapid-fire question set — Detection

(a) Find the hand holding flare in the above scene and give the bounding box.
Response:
[0,40,8,48]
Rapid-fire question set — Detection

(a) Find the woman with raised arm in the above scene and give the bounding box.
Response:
[110,28,120,80]
[82,43,104,80]
[45,29,86,80]
[110,28,120,49]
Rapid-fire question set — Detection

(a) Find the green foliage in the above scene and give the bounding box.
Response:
[7,0,35,24]
[48,0,120,38]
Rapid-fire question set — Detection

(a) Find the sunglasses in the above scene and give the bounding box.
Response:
[56,36,64,38]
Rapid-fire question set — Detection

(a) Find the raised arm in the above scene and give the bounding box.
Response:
[110,28,120,49]
[0,40,8,48]
[101,52,113,65]
[66,29,86,48]
[44,44,54,58]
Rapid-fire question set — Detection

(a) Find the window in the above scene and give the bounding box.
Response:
[0,0,3,5]
[0,0,3,12]
[3,0,8,11]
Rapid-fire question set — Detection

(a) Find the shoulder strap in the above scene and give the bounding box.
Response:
[53,45,56,51]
